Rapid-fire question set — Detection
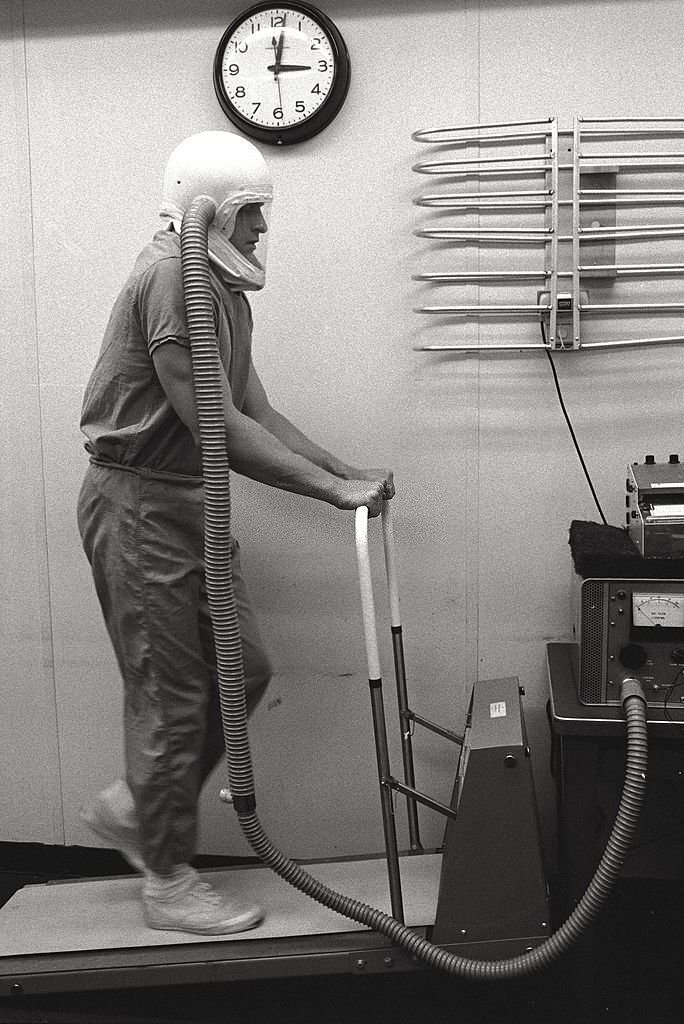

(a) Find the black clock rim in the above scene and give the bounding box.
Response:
[213,2,351,146]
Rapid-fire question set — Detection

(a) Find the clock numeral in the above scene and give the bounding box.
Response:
[233,41,248,53]
[295,101,305,113]
[273,107,284,120]
[228,63,239,76]
[317,60,328,73]
[252,102,261,114]
[311,37,321,50]
[271,15,286,26]
[311,83,321,95]
[235,86,246,99]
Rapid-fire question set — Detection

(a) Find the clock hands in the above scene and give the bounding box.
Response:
[269,30,311,113]
[271,31,285,74]
[276,29,285,62]
[270,32,284,108]
[266,63,312,72]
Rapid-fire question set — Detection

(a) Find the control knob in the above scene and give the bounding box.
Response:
[618,643,648,670]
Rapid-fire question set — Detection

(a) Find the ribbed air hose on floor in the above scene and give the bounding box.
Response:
[180,196,649,979]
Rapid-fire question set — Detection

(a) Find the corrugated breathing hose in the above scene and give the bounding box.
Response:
[180,196,649,979]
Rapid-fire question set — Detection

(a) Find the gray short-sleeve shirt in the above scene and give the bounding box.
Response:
[80,227,253,478]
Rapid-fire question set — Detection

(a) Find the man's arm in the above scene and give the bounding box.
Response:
[242,363,395,498]
[152,343,387,513]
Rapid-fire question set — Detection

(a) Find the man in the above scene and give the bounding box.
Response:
[77,130,394,936]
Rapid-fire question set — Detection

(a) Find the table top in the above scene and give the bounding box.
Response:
[546,642,684,738]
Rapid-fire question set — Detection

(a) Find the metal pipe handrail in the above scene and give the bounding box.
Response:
[389,778,458,823]
[413,154,551,174]
[578,262,684,275]
[579,195,684,206]
[355,504,427,865]
[413,271,584,281]
[413,167,552,179]
[415,305,550,316]
[579,224,684,239]
[416,225,552,233]
[412,265,684,282]
[380,504,422,851]
[414,343,553,351]
[581,220,684,231]
[582,302,684,313]
[412,270,550,282]
[549,118,560,342]
[579,116,684,123]
[415,228,551,242]
[581,128,684,138]
[572,119,581,346]
[414,335,684,352]
[414,194,684,209]
[581,188,684,195]
[355,507,403,921]
[414,194,551,209]
[582,334,684,348]
[414,161,681,176]
[412,118,555,143]
[416,301,684,316]
[406,711,464,745]
[413,132,551,148]
[419,189,552,200]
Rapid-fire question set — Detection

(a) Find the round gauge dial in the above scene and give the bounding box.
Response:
[213,3,351,145]
[632,592,684,628]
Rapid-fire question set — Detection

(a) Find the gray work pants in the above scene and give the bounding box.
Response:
[77,462,271,872]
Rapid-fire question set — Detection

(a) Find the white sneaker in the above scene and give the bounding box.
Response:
[80,779,146,873]
[143,868,264,935]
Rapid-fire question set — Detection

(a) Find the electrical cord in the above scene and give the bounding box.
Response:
[662,666,684,722]
[541,321,608,525]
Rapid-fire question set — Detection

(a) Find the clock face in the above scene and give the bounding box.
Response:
[213,3,351,145]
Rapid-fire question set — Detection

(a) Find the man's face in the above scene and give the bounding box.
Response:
[229,203,268,262]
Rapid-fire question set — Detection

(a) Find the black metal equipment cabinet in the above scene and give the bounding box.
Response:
[546,641,684,908]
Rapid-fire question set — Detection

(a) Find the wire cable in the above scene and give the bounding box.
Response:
[541,321,608,524]
[662,666,684,722]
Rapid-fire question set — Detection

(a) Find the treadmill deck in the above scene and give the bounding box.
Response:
[0,853,441,995]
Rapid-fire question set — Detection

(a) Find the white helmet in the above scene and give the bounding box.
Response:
[160,130,273,290]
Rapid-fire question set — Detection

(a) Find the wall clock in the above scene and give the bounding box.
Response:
[213,3,351,145]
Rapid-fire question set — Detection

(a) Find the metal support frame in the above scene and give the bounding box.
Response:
[355,505,463,926]
[412,115,684,352]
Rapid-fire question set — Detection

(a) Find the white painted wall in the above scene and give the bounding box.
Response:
[1,0,682,868]
[0,1,64,844]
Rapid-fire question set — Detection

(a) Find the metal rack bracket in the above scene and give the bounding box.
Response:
[412,116,684,352]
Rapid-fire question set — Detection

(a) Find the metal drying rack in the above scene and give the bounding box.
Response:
[412,116,684,352]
